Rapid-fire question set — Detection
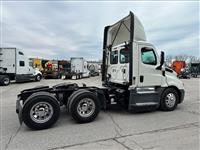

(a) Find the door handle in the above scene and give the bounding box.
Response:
[122,69,126,74]
[140,75,144,82]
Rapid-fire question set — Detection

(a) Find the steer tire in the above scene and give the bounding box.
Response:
[22,92,60,130]
[160,88,179,111]
[0,75,10,86]
[68,90,100,123]
[35,74,42,81]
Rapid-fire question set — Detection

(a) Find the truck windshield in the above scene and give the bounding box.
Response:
[110,51,118,64]
[120,48,129,64]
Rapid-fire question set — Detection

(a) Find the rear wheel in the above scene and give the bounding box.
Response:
[22,92,60,130]
[57,74,61,79]
[160,88,179,111]
[0,75,10,86]
[68,90,100,123]
[67,89,86,109]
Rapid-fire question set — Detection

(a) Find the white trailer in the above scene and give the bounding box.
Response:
[0,48,42,85]
[70,57,90,79]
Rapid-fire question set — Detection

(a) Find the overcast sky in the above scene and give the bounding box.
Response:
[1,1,199,60]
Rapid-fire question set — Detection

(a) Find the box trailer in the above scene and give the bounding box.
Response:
[0,48,42,86]
[16,12,185,130]
[70,57,90,79]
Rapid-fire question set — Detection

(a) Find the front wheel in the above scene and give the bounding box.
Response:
[35,74,42,81]
[160,88,179,111]
[22,92,60,130]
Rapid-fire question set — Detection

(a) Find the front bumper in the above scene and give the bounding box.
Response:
[16,97,23,124]
[179,89,185,103]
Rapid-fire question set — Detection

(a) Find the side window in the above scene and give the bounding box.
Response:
[110,50,118,64]
[18,51,24,55]
[19,61,25,67]
[141,48,157,65]
[29,61,33,67]
[120,48,129,64]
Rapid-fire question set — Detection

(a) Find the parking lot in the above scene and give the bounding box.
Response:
[1,76,199,150]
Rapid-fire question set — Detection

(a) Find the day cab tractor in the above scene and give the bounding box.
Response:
[16,12,185,130]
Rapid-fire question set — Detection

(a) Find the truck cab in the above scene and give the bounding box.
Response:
[0,48,42,85]
[102,12,185,110]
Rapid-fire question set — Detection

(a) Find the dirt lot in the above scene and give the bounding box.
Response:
[0,76,199,150]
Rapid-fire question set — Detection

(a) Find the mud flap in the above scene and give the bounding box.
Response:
[16,99,23,124]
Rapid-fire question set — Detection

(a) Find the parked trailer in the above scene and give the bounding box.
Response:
[0,48,42,86]
[70,57,90,79]
[190,63,200,78]
[16,12,185,130]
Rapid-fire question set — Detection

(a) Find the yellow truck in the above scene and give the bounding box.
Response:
[33,58,43,71]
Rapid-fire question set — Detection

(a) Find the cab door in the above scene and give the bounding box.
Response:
[138,45,162,87]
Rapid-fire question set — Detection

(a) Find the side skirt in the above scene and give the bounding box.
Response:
[128,87,165,111]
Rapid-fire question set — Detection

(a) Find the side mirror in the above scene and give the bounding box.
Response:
[156,51,165,70]
[160,51,165,66]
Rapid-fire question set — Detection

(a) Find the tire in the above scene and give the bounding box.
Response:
[35,74,42,81]
[68,90,100,123]
[57,74,61,79]
[66,89,87,110]
[160,88,179,111]
[22,92,60,130]
[0,75,10,86]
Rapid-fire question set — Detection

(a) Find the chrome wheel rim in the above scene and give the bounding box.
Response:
[165,93,176,108]
[77,98,95,117]
[30,102,53,123]
[4,78,9,85]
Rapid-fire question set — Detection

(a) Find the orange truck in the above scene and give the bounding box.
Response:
[171,61,190,78]
[171,61,186,76]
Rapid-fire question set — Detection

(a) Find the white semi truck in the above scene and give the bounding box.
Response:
[0,48,42,85]
[70,57,90,79]
[16,12,185,130]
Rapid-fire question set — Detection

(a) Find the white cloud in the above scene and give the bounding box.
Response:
[1,1,199,60]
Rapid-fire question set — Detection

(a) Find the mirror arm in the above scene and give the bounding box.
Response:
[156,65,162,70]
